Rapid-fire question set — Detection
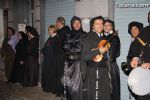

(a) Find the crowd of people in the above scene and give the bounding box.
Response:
[0,11,150,100]
[1,26,39,87]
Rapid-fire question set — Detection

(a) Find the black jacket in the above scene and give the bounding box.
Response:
[104,33,120,62]
[81,31,108,67]
[81,31,111,100]
[64,30,87,61]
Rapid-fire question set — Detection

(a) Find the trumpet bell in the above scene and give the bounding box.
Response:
[121,62,132,76]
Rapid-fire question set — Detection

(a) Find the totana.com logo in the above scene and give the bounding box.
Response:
[116,3,150,8]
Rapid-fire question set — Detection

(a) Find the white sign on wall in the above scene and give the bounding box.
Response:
[18,24,26,33]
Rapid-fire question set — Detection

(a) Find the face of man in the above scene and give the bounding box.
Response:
[56,21,61,29]
[73,20,81,31]
[131,26,140,38]
[93,19,104,33]
[104,22,113,33]
[7,29,13,38]
[56,20,65,29]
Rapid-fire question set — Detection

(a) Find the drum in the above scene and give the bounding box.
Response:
[128,67,150,96]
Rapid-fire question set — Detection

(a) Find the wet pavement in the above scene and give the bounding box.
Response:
[0,55,61,100]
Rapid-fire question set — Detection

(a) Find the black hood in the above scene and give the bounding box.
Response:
[71,16,83,32]
[128,21,143,35]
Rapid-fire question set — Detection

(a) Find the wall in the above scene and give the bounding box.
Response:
[6,0,14,28]
[75,0,115,32]
[45,0,75,41]
[13,0,29,31]
[33,0,40,33]
[0,9,4,48]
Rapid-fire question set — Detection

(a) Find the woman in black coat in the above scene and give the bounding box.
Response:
[10,31,28,84]
[104,19,121,100]
[41,25,58,93]
[23,26,39,87]
[64,16,87,100]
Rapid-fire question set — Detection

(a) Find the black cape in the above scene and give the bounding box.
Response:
[41,35,58,92]
[55,26,71,95]
[23,37,39,87]
[81,31,111,100]
[64,29,87,100]
[10,38,28,83]
[104,33,121,100]
[127,26,150,100]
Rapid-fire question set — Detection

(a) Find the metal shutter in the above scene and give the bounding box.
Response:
[115,0,150,100]
[45,0,75,40]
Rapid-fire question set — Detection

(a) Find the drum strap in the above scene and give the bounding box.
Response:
[137,37,147,46]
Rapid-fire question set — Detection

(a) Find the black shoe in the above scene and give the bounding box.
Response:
[52,91,57,94]
[6,80,11,83]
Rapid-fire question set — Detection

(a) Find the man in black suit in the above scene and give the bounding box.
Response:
[81,16,111,100]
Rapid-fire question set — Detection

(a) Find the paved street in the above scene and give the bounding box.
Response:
[0,55,61,100]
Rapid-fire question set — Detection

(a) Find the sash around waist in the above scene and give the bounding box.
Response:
[87,60,108,68]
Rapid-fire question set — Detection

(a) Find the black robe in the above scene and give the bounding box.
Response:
[10,38,28,83]
[23,37,39,87]
[1,38,15,81]
[138,26,150,62]
[127,26,150,100]
[127,39,143,64]
[126,35,143,99]
[41,35,58,92]
[81,31,111,100]
[55,25,71,95]
[104,33,121,100]
[135,26,150,100]
[64,29,87,100]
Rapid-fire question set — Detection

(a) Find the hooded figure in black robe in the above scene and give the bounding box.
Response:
[81,16,111,100]
[127,21,150,100]
[127,21,144,63]
[10,31,28,83]
[121,22,144,77]
[104,19,121,100]
[126,21,144,99]
[129,25,150,100]
[63,16,87,100]
[131,15,150,100]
